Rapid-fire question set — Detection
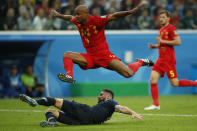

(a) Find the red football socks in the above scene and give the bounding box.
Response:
[151,83,159,106]
[63,56,73,77]
[128,60,143,74]
[178,79,197,87]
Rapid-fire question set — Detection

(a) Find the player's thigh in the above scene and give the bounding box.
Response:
[58,112,81,125]
[108,59,134,77]
[150,70,161,83]
[63,51,87,67]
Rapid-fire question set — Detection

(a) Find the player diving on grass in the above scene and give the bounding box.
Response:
[144,9,197,110]
[19,89,144,127]
[50,0,154,83]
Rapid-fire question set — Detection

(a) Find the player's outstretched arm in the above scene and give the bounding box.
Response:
[51,9,74,22]
[115,105,144,121]
[107,0,148,22]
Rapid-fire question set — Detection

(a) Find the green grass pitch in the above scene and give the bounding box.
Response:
[0,95,197,131]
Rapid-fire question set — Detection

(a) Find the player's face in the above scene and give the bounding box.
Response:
[74,10,87,23]
[98,91,107,103]
[159,13,170,26]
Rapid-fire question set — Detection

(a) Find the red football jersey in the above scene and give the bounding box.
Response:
[72,15,110,56]
[158,24,179,63]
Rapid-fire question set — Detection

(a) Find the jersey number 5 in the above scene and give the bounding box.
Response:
[170,70,175,78]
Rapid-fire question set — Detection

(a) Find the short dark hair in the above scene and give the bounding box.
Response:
[102,89,114,99]
[159,9,170,17]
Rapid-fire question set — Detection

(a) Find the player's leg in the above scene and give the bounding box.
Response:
[144,70,161,110]
[170,78,197,87]
[19,94,62,108]
[40,109,59,127]
[166,66,197,87]
[108,59,154,78]
[59,51,87,83]
[108,59,134,78]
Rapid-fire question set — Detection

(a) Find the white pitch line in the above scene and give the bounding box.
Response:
[0,109,43,113]
[140,113,197,117]
[0,109,197,117]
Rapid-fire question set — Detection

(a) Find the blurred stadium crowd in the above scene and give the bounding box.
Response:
[0,0,197,31]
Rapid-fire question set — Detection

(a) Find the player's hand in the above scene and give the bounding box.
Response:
[50,9,60,17]
[139,0,148,7]
[148,43,155,49]
[156,36,161,43]
[131,112,144,121]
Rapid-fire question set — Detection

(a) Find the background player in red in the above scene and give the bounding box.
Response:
[144,10,197,110]
[51,0,154,83]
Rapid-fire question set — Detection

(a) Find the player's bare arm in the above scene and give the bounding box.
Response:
[115,105,144,121]
[107,0,148,22]
[148,43,159,49]
[51,9,73,22]
[157,36,181,46]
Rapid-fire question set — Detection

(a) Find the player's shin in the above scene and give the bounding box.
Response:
[128,61,143,74]
[36,97,56,106]
[63,56,74,77]
[178,79,197,87]
[151,83,159,106]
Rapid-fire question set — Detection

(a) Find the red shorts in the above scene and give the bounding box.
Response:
[79,53,121,70]
[152,60,177,79]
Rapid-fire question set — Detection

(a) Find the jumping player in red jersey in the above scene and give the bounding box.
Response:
[144,10,197,110]
[51,0,154,83]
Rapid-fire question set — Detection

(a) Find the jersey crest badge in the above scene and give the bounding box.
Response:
[101,15,107,18]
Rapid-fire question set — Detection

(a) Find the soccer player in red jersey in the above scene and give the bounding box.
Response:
[51,0,154,83]
[144,10,197,110]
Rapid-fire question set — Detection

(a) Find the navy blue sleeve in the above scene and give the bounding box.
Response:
[110,99,119,107]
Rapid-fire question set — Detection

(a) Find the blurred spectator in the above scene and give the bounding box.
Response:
[1,0,197,30]
[168,0,183,18]
[0,0,8,30]
[119,0,138,29]
[181,9,197,29]
[151,0,165,17]
[137,9,152,29]
[170,10,182,29]
[3,8,17,30]
[7,0,19,18]
[183,0,197,17]
[19,0,35,19]
[104,0,119,12]
[61,8,76,30]
[89,0,106,16]
[0,75,4,98]
[21,65,44,97]
[17,8,32,30]
[61,0,76,14]
[106,7,119,29]
[4,65,25,98]
[153,8,163,29]
[49,0,62,30]
[35,0,50,17]
[33,9,48,30]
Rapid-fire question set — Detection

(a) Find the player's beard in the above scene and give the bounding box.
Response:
[98,98,106,103]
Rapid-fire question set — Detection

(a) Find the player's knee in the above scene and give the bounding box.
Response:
[150,77,157,84]
[122,70,134,78]
[45,109,59,118]
[171,81,179,87]
[45,108,55,114]
[55,98,63,108]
